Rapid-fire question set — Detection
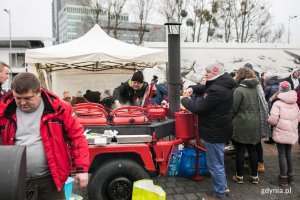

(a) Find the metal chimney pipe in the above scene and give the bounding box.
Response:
[164,21,181,118]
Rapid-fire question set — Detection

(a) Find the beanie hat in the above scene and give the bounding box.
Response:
[131,71,144,83]
[152,75,158,83]
[206,63,225,80]
[83,90,101,103]
[243,63,253,70]
[279,81,291,92]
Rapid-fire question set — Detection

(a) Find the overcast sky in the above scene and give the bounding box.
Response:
[0,0,300,44]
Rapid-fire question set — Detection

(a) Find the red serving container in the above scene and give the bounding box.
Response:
[175,110,196,139]
[146,105,166,121]
[111,106,150,125]
[73,103,108,126]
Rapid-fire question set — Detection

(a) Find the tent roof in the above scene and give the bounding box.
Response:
[25,24,167,72]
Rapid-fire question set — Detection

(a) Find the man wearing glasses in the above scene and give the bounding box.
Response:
[0,73,89,200]
[113,71,149,108]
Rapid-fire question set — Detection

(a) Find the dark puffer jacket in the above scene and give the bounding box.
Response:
[181,73,236,143]
[265,76,279,98]
[113,79,149,106]
[265,76,279,109]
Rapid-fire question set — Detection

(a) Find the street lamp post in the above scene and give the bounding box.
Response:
[164,20,181,118]
[288,15,297,44]
[4,9,12,66]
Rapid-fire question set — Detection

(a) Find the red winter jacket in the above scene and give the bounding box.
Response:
[0,89,89,191]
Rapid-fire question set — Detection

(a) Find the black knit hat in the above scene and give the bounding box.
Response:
[131,71,144,83]
[83,90,101,103]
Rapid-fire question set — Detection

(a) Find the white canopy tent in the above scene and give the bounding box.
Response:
[24,24,167,95]
[25,24,167,72]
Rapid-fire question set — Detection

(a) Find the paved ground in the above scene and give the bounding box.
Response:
[74,139,300,200]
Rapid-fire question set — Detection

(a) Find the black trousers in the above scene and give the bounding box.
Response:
[26,175,65,200]
[235,142,258,177]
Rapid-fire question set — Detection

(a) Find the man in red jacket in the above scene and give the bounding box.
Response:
[0,73,89,200]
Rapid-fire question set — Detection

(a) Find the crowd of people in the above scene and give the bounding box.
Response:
[181,62,300,200]
[1,59,300,200]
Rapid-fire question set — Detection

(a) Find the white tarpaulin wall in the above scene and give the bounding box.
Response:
[25,24,167,71]
[143,42,300,87]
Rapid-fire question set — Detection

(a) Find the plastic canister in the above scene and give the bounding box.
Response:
[175,111,196,139]
[64,177,75,200]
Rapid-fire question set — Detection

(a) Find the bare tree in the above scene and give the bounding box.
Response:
[270,24,285,43]
[176,0,189,23]
[231,0,272,43]
[185,18,194,41]
[112,0,127,38]
[254,12,272,43]
[130,0,153,44]
[157,0,177,22]
[102,0,113,35]
[77,0,104,35]
[186,0,205,42]
[217,0,285,43]
[219,0,234,42]
[205,0,220,42]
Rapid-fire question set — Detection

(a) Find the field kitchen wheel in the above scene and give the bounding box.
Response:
[88,158,149,200]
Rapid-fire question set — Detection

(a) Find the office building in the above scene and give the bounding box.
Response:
[52,0,166,44]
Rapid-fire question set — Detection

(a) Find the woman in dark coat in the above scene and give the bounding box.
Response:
[232,68,261,184]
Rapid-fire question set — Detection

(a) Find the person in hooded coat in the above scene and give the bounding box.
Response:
[268,81,300,186]
[283,68,300,90]
[232,67,261,185]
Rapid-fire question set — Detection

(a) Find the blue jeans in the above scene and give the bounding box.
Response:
[205,142,227,198]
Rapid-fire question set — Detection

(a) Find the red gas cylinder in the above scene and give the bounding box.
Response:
[175,110,196,139]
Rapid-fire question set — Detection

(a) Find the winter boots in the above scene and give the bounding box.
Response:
[288,173,294,184]
[271,176,288,187]
[251,176,259,184]
[258,162,265,173]
[232,175,244,184]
